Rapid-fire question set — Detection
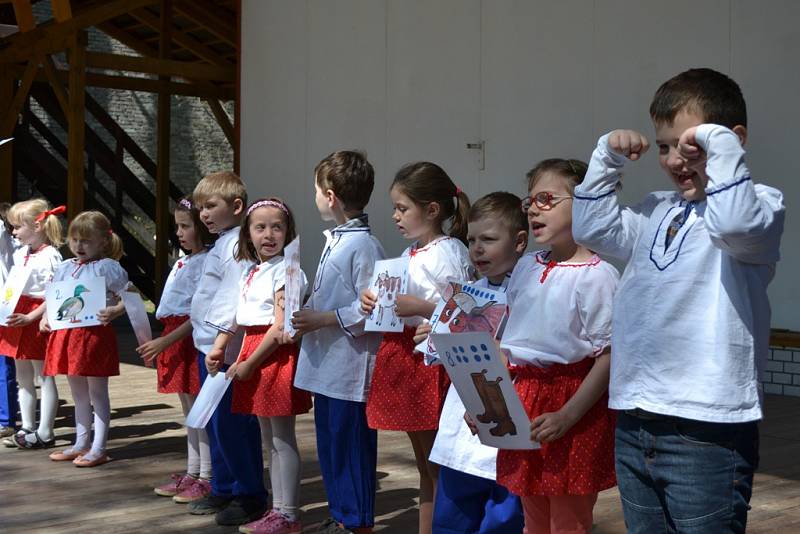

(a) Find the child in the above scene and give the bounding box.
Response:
[362,161,473,534]
[0,202,17,439]
[188,171,267,527]
[424,192,527,533]
[496,159,618,533]
[138,197,214,502]
[291,151,385,534]
[0,200,63,450]
[42,211,128,468]
[222,198,311,534]
[572,68,785,533]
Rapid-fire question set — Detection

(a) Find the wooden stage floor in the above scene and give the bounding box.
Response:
[2,328,800,532]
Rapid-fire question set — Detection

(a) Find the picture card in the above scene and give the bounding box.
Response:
[0,265,32,325]
[45,276,106,330]
[283,236,302,338]
[185,372,232,429]
[364,257,410,333]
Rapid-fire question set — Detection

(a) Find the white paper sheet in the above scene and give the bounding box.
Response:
[45,276,106,330]
[185,372,232,429]
[0,138,12,148]
[282,237,302,338]
[0,265,32,325]
[431,331,538,450]
[364,257,410,333]
[122,291,152,345]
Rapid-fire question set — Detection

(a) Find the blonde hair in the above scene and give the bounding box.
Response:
[192,171,248,207]
[7,198,64,247]
[68,211,124,260]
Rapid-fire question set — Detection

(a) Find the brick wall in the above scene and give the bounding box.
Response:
[764,345,800,397]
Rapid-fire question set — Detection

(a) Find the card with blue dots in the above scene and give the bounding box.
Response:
[45,276,107,331]
[430,331,538,450]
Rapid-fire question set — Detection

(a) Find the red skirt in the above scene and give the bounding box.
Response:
[231,325,312,417]
[43,324,120,377]
[156,315,200,395]
[496,358,616,496]
[0,295,49,360]
[366,326,449,431]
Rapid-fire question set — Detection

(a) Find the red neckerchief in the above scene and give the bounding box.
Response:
[535,251,600,283]
[409,236,448,257]
[23,243,48,266]
[242,265,260,297]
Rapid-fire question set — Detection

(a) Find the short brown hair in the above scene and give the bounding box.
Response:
[68,211,124,260]
[234,198,297,263]
[192,171,248,207]
[469,192,527,236]
[526,158,588,193]
[314,151,374,212]
[650,68,747,128]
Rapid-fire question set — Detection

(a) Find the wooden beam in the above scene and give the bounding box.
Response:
[1,56,39,137]
[174,0,235,46]
[96,21,158,57]
[0,71,12,201]
[85,51,235,82]
[50,0,72,23]
[41,54,68,116]
[203,98,233,146]
[11,0,35,32]
[130,6,232,66]
[155,0,171,300]
[0,0,160,63]
[66,31,86,219]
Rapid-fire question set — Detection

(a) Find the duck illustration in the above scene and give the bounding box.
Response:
[3,286,12,304]
[57,284,91,323]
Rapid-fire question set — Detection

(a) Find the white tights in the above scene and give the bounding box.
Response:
[15,359,58,441]
[260,415,302,521]
[178,393,211,479]
[66,375,110,461]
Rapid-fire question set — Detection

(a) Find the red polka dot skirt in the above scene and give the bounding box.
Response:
[366,326,449,431]
[44,323,120,377]
[231,325,312,417]
[156,315,200,395]
[496,357,616,496]
[0,295,49,360]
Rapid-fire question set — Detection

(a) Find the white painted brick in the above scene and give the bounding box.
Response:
[784,362,800,374]
[765,361,784,373]
[772,350,794,362]
[793,353,800,363]
[773,373,792,385]
[793,375,800,386]
[765,383,784,395]
[782,385,800,397]
[763,372,773,383]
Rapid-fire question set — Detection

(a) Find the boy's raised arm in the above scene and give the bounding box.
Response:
[572,132,648,262]
[687,124,785,264]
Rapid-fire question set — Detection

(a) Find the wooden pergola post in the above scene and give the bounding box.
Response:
[0,72,12,202]
[155,0,171,300]
[67,31,87,219]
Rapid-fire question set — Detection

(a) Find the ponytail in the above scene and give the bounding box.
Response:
[448,189,471,244]
[106,231,124,260]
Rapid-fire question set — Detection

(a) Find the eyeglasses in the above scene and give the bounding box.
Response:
[521,192,573,212]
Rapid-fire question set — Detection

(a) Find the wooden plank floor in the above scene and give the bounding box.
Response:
[2,326,799,532]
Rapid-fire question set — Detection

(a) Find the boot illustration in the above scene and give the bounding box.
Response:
[470,370,517,436]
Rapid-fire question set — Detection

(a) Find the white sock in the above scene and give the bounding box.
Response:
[33,360,57,442]
[15,360,36,432]
[83,376,110,461]
[67,375,92,452]
[180,393,200,476]
[262,416,301,522]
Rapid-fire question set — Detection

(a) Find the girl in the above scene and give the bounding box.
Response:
[138,198,214,502]
[216,198,311,534]
[497,159,618,533]
[362,162,473,534]
[0,200,63,449]
[42,211,128,468]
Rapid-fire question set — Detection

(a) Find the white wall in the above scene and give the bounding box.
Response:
[241,0,799,330]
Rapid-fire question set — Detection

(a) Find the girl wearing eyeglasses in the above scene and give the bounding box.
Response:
[496,159,619,533]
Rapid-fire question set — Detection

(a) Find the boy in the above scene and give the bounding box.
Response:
[291,151,385,534]
[572,68,785,532]
[188,171,267,526]
[425,192,527,533]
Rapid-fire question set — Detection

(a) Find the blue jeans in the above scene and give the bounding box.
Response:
[615,411,758,533]
[0,355,17,427]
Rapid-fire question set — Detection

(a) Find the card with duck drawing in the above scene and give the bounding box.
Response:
[45,276,106,330]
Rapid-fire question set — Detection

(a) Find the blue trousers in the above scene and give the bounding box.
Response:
[198,352,266,501]
[314,393,377,529]
[433,465,524,533]
[615,411,758,533]
[0,355,17,427]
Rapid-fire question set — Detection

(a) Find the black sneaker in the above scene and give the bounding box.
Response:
[317,517,355,533]
[215,496,267,526]
[187,493,232,515]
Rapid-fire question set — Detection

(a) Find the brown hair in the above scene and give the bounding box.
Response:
[469,192,528,236]
[174,197,215,251]
[314,150,374,212]
[391,161,471,244]
[192,170,248,207]
[0,202,11,233]
[235,198,297,263]
[7,198,65,247]
[650,68,747,128]
[526,158,588,193]
[67,211,124,260]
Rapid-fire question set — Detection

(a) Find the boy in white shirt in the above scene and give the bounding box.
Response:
[186,172,267,527]
[572,68,785,533]
[291,151,385,534]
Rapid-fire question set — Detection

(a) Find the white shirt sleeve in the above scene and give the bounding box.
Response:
[205,260,244,334]
[335,242,382,338]
[99,259,130,295]
[575,263,618,356]
[695,124,785,264]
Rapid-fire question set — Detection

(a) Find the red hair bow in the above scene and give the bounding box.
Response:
[35,205,66,222]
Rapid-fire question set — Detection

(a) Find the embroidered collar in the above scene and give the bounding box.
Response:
[535,251,600,283]
[331,214,370,234]
[23,243,48,266]
[71,257,100,278]
[409,235,450,257]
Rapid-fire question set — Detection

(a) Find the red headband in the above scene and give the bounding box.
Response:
[35,205,66,223]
